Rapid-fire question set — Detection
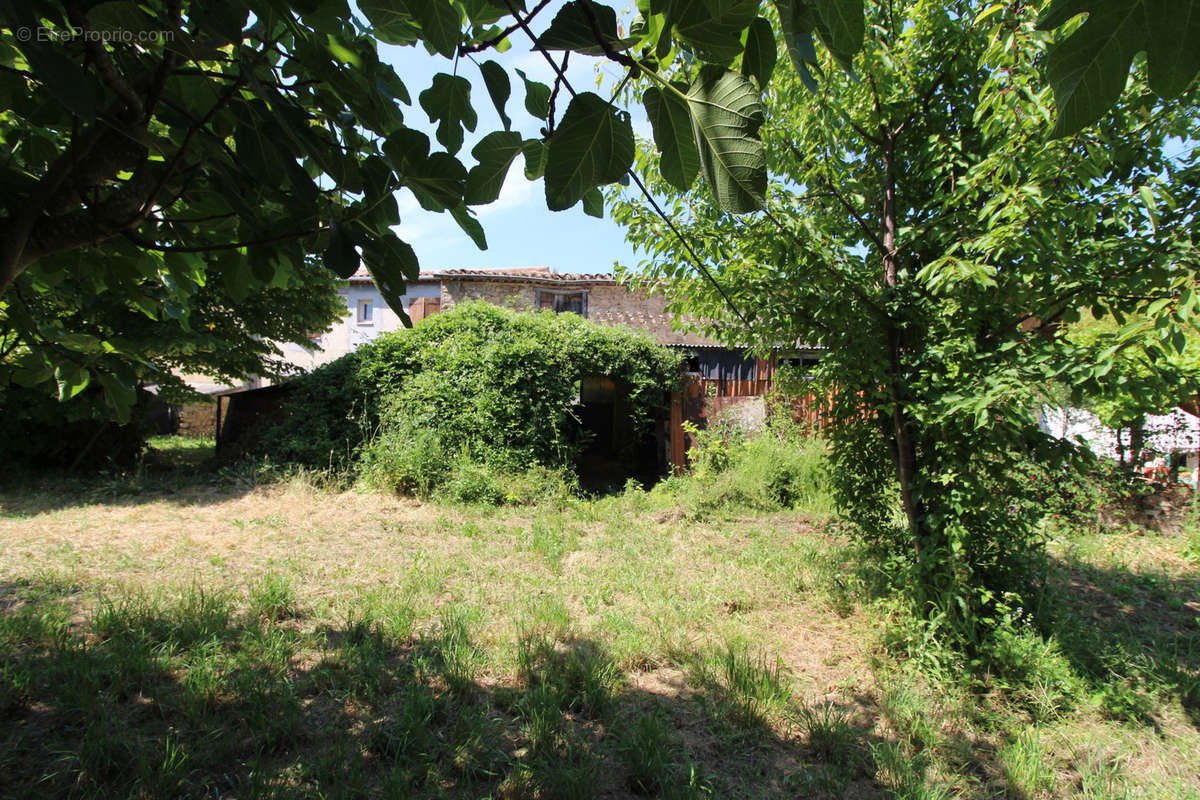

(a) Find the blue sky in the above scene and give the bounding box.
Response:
[377,23,647,276]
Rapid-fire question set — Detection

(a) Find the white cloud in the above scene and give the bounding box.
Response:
[478,169,539,218]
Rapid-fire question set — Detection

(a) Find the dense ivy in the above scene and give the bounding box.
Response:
[255,302,681,476]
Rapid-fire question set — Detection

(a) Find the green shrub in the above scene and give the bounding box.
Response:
[497,465,578,507]
[250,352,369,470]
[262,302,680,496]
[359,409,451,495]
[660,414,834,515]
[0,384,155,473]
[1011,450,1150,531]
[438,459,508,505]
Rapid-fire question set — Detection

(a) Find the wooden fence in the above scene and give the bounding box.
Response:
[667,366,837,472]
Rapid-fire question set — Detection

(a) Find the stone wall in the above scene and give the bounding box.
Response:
[176,401,215,438]
[439,280,714,346]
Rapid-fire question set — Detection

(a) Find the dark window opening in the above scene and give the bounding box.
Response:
[537,290,587,316]
[783,355,821,377]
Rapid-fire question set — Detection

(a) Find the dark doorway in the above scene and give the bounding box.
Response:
[573,376,662,492]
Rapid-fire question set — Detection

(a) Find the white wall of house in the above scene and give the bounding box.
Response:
[278,280,440,371]
[1040,405,1200,483]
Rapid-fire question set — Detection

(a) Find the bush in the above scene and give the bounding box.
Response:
[658,414,834,515]
[260,302,681,496]
[0,384,154,473]
[438,459,508,505]
[250,352,368,470]
[359,408,451,496]
[1011,448,1153,532]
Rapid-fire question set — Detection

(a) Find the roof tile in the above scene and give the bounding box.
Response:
[434,268,615,283]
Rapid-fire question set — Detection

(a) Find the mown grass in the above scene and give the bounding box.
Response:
[1,448,1198,798]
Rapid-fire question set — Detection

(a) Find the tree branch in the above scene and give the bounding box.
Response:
[66,0,145,119]
[458,0,554,55]
[122,226,327,253]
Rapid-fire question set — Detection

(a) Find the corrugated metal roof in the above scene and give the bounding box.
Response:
[664,343,827,351]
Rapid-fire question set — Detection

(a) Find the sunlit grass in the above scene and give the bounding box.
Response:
[1,470,1198,798]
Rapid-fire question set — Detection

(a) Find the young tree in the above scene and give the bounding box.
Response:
[612,0,1200,642]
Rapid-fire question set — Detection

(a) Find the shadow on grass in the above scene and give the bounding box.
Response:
[0,455,311,519]
[1041,552,1200,729]
[0,577,910,799]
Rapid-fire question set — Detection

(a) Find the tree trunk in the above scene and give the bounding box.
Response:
[1129,420,1145,470]
[880,134,925,551]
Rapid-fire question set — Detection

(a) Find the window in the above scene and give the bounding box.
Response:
[536,290,587,316]
[357,299,373,325]
[783,354,821,378]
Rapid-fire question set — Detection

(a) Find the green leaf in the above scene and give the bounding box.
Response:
[466,131,524,205]
[55,365,90,402]
[535,1,639,56]
[479,60,513,130]
[522,138,548,179]
[808,0,864,61]
[516,68,552,119]
[544,92,635,211]
[223,260,251,303]
[381,128,465,209]
[409,0,462,58]
[1037,0,1090,30]
[772,0,821,79]
[741,16,778,88]
[1043,3,1147,136]
[419,73,478,154]
[643,83,701,191]
[450,204,488,249]
[18,41,105,120]
[383,127,432,166]
[324,221,360,278]
[358,0,421,45]
[97,371,136,423]
[1039,0,1200,134]
[582,187,604,218]
[1144,0,1200,99]
[58,333,104,353]
[665,0,761,64]
[362,236,419,316]
[404,153,469,211]
[686,67,766,213]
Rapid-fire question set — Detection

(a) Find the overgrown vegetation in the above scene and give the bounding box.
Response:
[655,410,834,517]
[255,302,680,498]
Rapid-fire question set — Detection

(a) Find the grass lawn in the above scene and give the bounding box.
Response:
[1,452,1198,798]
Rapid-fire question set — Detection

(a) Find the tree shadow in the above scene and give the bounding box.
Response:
[0,459,291,518]
[0,576,954,799]
[1040,552,1200,729]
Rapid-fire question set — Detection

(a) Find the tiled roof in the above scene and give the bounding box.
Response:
[348,267,439,282]
[433,268,616,283]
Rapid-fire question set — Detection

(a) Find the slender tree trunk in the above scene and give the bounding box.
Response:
[880,134,924,551]
[1129,420,1145,470]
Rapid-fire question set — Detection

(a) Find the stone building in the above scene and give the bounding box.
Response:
[432,267,714,347]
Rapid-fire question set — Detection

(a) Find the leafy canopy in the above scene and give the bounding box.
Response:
[2,0,1195,422]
